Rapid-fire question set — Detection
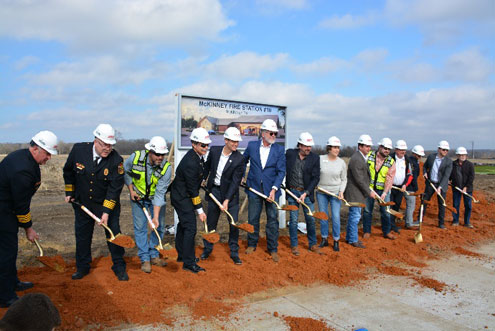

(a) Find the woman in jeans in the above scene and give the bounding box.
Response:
[316,136,347,251]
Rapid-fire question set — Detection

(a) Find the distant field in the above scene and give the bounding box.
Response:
[475,165,495,175]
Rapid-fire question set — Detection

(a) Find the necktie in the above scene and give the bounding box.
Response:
[94,157,100,168]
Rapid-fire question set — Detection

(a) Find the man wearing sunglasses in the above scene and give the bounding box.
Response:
[243,118,286,262]
[170,127,211,273]
[362,137,397,240]
[63,124,128,281]
[421,140,453,229]
[124,136,171,273]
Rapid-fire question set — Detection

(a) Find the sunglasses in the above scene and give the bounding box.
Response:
[200,143,209,148]
[267,132,277,136]
[440,148,448,152]
[153,152,166,157]
[383,147,391,151]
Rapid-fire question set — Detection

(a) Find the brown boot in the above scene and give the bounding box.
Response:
[363,232,371,239]
[291,247,300,256]
[151,257,168,267]
[141,261,151,273]
[245,246,256,254]
[310,246,324,255]
[270,252,279,262]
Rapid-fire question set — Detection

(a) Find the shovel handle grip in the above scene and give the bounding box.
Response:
[75,202,116,239]
[283,185,312,214]
[454,186,479,202]
[34,238,44,257]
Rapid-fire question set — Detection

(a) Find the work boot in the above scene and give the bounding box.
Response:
[310,246,324,255]
[384,232,396,240]
[291,246,300,256]
[319,238,329,248]
[333,240,340,252]
[245,246,256,254]
[151,257,168,267]
[363,232,371,239]
[270,252,279,262]
[141,261,151,273]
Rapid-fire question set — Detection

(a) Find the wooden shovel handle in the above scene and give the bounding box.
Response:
[454,186,479,202]
[240,183,282,209]
[317,186,349,205]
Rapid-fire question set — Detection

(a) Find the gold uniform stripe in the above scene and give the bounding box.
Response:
[103,199,116,210]
[17,212,32,223]
[65,184,75,191]
[191,196,201,205]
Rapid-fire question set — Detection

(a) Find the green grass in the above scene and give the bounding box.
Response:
[475,165,495,175]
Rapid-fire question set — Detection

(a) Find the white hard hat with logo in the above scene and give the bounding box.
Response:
[456,146,468,155]
[190,127,212,144]
[260,119,278,132]
[395,139,408,150]
[378,137,393,149]
[326,136,341,147]
[357,134,373,146]
[411,145,425,157]
[145,136,169,154]
[93,124,117,145]
[297,132,315,146]
[224,127,243,142]
[438,140,450,150]
[32,130,58,155]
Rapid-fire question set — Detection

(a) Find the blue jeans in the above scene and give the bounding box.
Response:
[452,190,472,225]
[131,199,165,262]
[363,189,391,236]
[287,189,317,248]
[346,207,362,244]
[247,194,279,253]
[316,192,342,241]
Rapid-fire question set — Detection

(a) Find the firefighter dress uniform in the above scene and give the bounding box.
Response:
[63,142,126,278]
[0,149,41,305]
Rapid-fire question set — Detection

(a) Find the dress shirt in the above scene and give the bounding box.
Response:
[393,156,406,185]
[431,156,443,183]
[214,151,231,186]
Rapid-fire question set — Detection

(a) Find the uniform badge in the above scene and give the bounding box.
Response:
[104,168,109,176]
[118,162,124,174]
[76,163,85,170]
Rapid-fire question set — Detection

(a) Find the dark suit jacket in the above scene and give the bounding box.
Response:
[204,146,246,206]
[285,149,320,202]
[344,150,371,204]
[243,140,286,199]
[423,153,453,192]
[170,148,204,212]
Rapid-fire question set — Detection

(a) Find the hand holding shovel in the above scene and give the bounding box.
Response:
[450,184,480,203]
[135,200,172,251]
[427,181,458,214]
[371,190,404,219]
[317,186,365,208]
[240,182,298,211]
[392,186,421,196]
[281,184,328,220]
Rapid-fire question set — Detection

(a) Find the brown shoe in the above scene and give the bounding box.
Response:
[310,246,324,255]
[270,252,279,262]
[151,257,168,267]
[141,261,151,273]
[291,247,300,256]
[245,246,256,254]
[350,241,365,248]
[384,232,396,240]
[363,232,371,239]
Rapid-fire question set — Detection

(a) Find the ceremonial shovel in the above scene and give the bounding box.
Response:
[240,182,298,211]
[281,184,328,220]
[33,239,66,273]
[392,186,422,196]
[427,181,458,214]
[316,186,365,208]
[135,200,172,251]
[371,190,404,219]
[451,185,480,204]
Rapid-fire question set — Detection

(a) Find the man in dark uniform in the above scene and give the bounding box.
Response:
[201,127,245,265]
[63,124,128,281]
[0,130,58,307]
[170,127,210,273]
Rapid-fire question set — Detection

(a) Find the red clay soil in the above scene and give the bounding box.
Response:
[282,315,334,331]
[453,246,483,257]
[38,255,66,273]
[237,223,255,233]
[2,171,495,329]
[111,234,135,248]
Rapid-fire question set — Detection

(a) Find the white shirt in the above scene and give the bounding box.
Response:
[214,151,231,186]
[92,145,101,164]
[431,156,443,183]
[260,141,271,169]
[393,156,406,185]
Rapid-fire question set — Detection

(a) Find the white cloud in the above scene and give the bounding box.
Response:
[318,13,377,29]
[353,48,389,70]
[444,48,493,82]
[14,56,39,70]
[291,57,350,75]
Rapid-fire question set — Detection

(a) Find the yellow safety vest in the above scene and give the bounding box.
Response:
[131,150,170,198]
[367,151,394,191]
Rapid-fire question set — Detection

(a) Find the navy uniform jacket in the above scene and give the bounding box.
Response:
[285,148,320,203]
[170,149,205,212]
[203,146,246,206]
[0,149,41,233]
[63,142,124,216]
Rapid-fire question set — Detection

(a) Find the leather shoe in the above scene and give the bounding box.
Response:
[464,223,474,229]
[350,241,365,248]
[245,246,256,254]
[115,270,129,281]
[231,256,242,265]
[200,252,210,260]
[384,232,396,240]
[438,224,446,229]
[333,240,340,252]
[151,257,168,267]
[183,264,206,273]
[15,281,34,291]
[319,238,329,248]
[71,270,89,280]
[0,296,19,308]
[363,232,371,239]
[270,252,279,262]
[177,257,199,263]
[291,246,300,256]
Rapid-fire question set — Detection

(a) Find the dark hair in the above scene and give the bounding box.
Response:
[29,140,37,147]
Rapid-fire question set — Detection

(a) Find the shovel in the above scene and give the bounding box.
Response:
[427,181,458,214]
[371,190,404,219]
[392,186,422,196]
[316,186,365,208]
[70,201,135,248]
[414,196,425,244]
[200,219,220,244]
[240,182,298,211]
[33,239,66,273]
[451,185,480,204]
[201,187,254,233]
[135,200,173,251]
[281,184,328,220]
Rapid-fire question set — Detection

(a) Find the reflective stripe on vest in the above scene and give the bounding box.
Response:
[367,151,394,190]
[131,150,170,198]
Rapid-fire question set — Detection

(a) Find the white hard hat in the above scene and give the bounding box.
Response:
[93,124,116,145]
[411,145,425,157]
[145,136,168,154]
[32,130,58,155]
[438,140,450,150]
[260,119,278,132]
[297,132,315,146]
[224,127,243,142]
[395,139,408,150]
[378,137,393,149]
[326,136,341,147]
[357,134,373,146]
[190,127,212,144]
[456,146,468,155]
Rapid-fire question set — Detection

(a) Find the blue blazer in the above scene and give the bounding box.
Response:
[243,140,286,200]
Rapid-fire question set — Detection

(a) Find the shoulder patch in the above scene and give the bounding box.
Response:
[118,162,124,174]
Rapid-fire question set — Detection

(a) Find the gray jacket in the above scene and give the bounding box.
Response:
[344,151,371,204]
[423,153,453,192]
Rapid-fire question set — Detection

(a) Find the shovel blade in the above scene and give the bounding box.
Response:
[388,210,404,219]
[202,232,220,244]
[110,234,136,248]
[414,232,423,244]
[282,205,299,211]
[38,256,66,273]
[312,211,328,220]
[348,202,366,208]
[236,223,255,233]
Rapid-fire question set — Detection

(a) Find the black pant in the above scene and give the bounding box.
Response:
[74,205,126,274]
[203,186,240,257]
[422,182,446,226]
[0,230,18,303]
[389,189,404,228]
[175,208,198,268]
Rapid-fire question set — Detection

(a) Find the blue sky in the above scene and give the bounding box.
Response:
[1,0,494,149]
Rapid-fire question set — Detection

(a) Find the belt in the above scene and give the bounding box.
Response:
[290,186,304,191]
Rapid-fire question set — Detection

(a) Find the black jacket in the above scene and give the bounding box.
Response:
[450,159,474,192]
[0,149,40,232]
[170,149,205,212]
[203,146,245,206]
[285,149,320,202]
[407,155,420,192]
[63,142,124,216]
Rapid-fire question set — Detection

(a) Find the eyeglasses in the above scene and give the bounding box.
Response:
[383,147,391,151]
[153,152,166,157]
[200,143,209,148]
[95,138,112,149]
[268,132,277,136]
[440,148,448,152]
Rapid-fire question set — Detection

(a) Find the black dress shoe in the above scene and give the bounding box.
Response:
[319,238,329,248]
[231,256,242,265]
[71,270,89,280]
[350,241,365,248]
[0,296,19,308]
[333,240,340,252]
[183,264,206,273]
[15,281,34,291]
[177,257,199,263]
[200,252,210,260]
[115,270,129,281]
